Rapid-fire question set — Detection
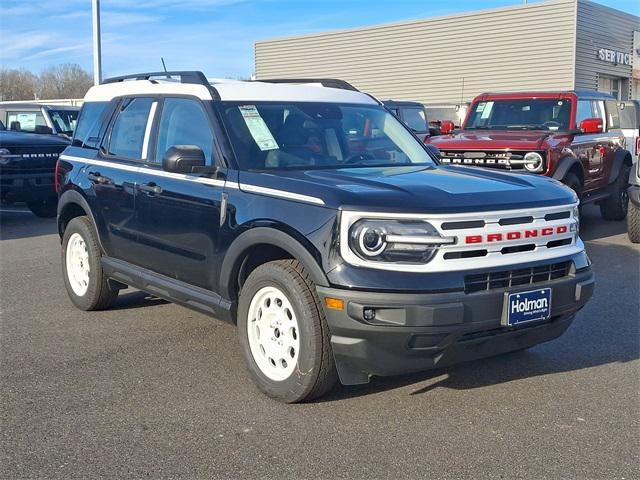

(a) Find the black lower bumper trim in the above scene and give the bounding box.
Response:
[317,268,594,385]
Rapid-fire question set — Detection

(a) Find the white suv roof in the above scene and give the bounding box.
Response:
[83,75,377,105]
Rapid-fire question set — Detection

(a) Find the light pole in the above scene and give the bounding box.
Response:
[92,0,102,85]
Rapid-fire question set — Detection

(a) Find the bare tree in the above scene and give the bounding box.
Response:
[37,64,93,100]
[0,68,38,101]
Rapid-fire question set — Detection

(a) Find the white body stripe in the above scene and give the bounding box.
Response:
[238,183,325,205]
[59,155,324,203]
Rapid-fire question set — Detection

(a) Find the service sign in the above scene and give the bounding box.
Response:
[597,48,632,66]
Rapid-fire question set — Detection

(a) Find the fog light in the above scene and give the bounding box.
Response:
[363,308,376,322]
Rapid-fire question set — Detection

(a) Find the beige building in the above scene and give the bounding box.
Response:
[255,0,640,104]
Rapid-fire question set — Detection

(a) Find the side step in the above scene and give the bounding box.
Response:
[102,257,235,323]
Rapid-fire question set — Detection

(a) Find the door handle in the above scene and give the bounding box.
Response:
[138,182,162,194]
[87,171,112,185]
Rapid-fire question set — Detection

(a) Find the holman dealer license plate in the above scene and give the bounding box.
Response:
[503,288,552,327]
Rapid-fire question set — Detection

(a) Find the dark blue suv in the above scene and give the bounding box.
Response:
[57,72,594,402]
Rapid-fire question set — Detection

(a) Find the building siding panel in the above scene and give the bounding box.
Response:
[575,0,639,98]
[255,0,578,104]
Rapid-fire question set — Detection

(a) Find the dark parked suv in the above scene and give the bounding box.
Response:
[428,91,634,221]
[57,72,594,402]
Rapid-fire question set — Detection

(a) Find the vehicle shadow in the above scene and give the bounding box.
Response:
[0,207,57,241]
[321,240,639,402]
[111,290,169,311]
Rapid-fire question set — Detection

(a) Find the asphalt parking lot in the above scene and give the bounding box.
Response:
[1,204,638,480]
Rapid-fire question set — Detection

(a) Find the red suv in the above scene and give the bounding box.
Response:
[428,91,634,220]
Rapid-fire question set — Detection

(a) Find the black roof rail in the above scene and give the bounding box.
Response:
[101,71,220,100]
[102,71,209,85]
[256,78,360,92]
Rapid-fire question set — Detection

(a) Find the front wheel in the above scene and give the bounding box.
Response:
[61,216,119,310]
[237,259,338,403]
[600,164,630,221]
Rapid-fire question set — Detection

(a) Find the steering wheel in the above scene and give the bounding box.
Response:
[343,153,375,164]
[542,121,561,129]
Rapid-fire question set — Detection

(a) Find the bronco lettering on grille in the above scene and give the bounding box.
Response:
[465,225,569,244]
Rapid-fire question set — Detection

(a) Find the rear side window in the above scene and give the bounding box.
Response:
[605,101,620,129]
[155,98,214,164]
[108,97,153,159]
[7,110,47,133]
[73,102,107,148]
[400,107,428,133]
[619,104,639,129]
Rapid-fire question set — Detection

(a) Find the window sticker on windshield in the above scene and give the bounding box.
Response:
[480,101,494,119]
[238,105,278,151]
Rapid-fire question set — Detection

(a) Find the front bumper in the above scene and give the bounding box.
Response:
[0,173,55,202]
[317,267,594,385]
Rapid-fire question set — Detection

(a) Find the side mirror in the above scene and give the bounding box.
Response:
[579,118,603,135]
[440,120,455,135]
[162,145,205,174]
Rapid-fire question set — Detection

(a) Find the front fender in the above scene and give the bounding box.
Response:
[552,155,582,182]
[218,226,330,301]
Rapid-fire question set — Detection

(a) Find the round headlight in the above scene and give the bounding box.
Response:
[523,152,544,173]
[0,148,11,165]
[357,226,387,256]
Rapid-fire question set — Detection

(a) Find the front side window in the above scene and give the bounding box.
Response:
[400,107,428,133]
[155,98,214,163]
[575,100,594,126]
[108,97,153,159]
[619,104,638,129]
[219,102,436,170]
[48,109,78,135]
[7,110,48,133]
[465,99,572,131]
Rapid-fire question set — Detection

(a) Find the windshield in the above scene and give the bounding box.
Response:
[219,102,436,170]
[48,109,78,135]
[465,99,572,131]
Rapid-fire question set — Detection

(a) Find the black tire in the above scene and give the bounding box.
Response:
[562,172,583,210]
[61,216,119,311]
[237,259,338,403]
[27,197,58,218]
[600,164,631,221]
[628,201,640,243]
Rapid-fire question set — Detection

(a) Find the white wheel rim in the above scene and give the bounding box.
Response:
[65,232,90,296]
[247,286,300,381]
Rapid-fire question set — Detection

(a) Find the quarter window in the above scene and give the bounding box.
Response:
[108,97,154,159]
[155,98,214,163]
[605,101,620,129]
[400,107,428,133]
[73,102,107,148]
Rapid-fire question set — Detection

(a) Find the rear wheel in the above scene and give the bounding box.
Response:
[628,201,640,243]
[237,259,337,403]
[62,216,119,310]
[27,197,57,218]
[600,163,630,221]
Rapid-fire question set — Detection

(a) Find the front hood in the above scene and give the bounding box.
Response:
[429,130,554,150]
[240,165,576,213]
[0,130,70,148]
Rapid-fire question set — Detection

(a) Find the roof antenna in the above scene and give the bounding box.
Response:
[161,57,169,78]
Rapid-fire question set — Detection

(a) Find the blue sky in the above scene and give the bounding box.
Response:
[1,0,638,79]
